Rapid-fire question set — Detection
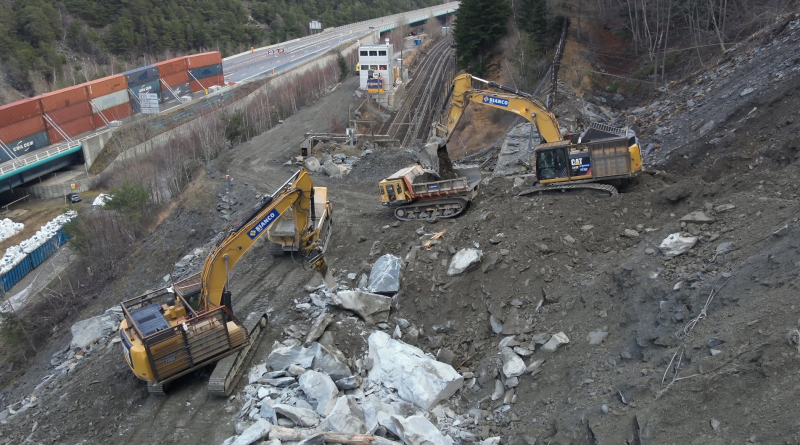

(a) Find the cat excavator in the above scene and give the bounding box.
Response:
[118,168,334,395]
[423,73,643,196]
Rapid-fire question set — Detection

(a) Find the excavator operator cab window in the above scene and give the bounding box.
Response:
[386,184,396,201]
[537,148,570,180]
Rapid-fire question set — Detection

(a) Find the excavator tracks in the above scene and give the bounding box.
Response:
[207,312,267,396]
[394,198,469,221]
[518,182,618,197]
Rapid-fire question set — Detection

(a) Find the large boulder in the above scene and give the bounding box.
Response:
[298,370,339,416]
[322,160,342,177]
[318,395,367,434]
[266,342,353,381]
[368,332,463,411]
[329,290,391,324]
[272,404,321,427]
[447,249,482,276]
[368,254,402,295]
[70,310,119,349]
[304,157,322,173]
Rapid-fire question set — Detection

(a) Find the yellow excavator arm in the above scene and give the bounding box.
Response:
[200,167,332,310]
[435,74,563,144]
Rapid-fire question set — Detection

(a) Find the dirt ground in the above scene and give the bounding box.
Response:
[2,15,800,445]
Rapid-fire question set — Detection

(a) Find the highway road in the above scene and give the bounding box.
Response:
[222,1,459,83]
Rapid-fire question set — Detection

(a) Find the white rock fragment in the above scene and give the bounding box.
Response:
[330,290,391,324]
[680,210,715,224]
[541,332,569,353]
[500,348,526,378]
[447,249,482,276]
[392,414,453,445]
[319,395,367,434]
[231,418,271,445]
[587,329,609,345]
[272,404,321,427]
[368,332,463,410]
[659,233,698,257]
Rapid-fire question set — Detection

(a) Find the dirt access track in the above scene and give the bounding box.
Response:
[2,15,800,445]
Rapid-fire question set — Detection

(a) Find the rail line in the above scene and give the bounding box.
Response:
[378,37,455,146]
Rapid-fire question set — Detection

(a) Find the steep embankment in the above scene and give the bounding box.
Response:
[0,12,799,445]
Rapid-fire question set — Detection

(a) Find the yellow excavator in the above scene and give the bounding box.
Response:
[425,73,644,195]
[118,168,334,395]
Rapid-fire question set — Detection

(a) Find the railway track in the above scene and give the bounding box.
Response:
[378,37,455,146]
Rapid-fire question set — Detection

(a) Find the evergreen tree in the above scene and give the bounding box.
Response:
[453,0,510,75]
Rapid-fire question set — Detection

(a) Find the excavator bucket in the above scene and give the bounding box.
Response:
[417,138,443,173]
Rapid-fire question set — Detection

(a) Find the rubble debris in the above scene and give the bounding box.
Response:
[368,332,463,410]
[305,314,334,346]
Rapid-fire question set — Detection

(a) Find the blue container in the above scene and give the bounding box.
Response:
[1,131,50,162]
[1,257,32,292]
[162,82,190,102]
[130,80,163,112]
[122,66,159,88]
[30,237,59,268]
[189,64,223,80]
[414,39,421,45]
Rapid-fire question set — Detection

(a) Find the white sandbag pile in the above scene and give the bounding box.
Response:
[92,194,112,207]
[0,211,77,274]
[0,218,24,243]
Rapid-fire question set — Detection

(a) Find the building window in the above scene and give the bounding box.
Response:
[369,51,377,56]
[379,65,387,70]
[360,51,368,56]
[368,65,376,70]
[379,51,387,56]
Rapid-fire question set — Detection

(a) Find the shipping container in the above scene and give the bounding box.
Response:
[161,71,190,87]
[0,98,43,127]
[93,102,132,127]
[31,236,60,268]
[190,75,225,93]
[1,257,32,292]
[154,58,188,77]
[89,90,130,113]
[39,85,89,113]
[85,75,127,99]
[186,52,223,69]
[47,115,95,144]
[130,80,162,113]
[121,66,159,88]
[189,64,223,80]
[46,101,92,126]
[162,82,191,102]
[0,116,47,144]
[0,131,50,162]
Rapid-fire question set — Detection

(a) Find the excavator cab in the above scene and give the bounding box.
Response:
[535,143,571,181]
